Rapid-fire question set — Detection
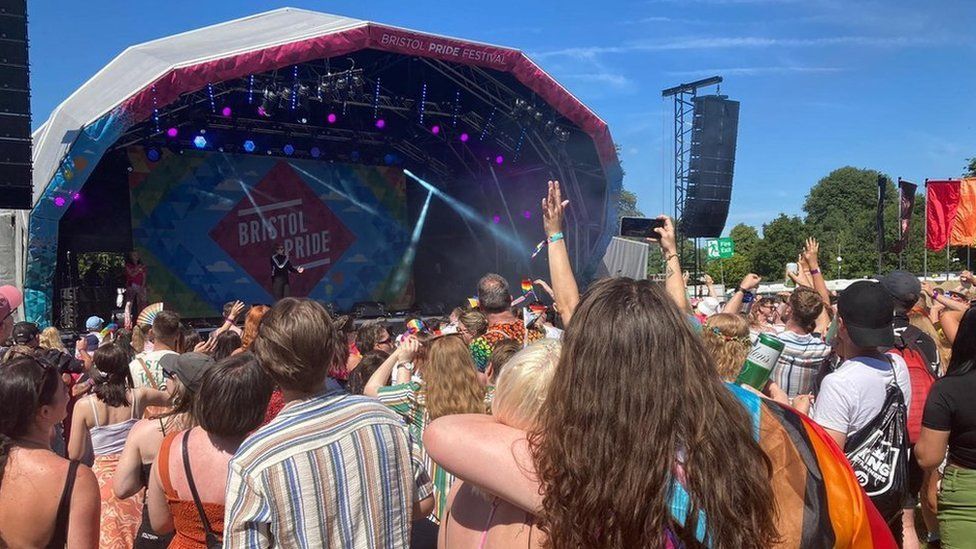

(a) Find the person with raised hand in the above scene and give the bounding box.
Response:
[540,180,579,325]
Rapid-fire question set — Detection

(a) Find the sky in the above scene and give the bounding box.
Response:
[28,0,976,233]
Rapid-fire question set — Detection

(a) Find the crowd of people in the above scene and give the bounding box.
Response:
[1,180,975,548]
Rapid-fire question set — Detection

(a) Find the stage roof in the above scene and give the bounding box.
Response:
[31,7,617,205]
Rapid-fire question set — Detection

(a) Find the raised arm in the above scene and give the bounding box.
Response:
[922,281,969,313]
[723,273,762,315]
[364,339,415,397]
[423,414,542,514]
[654,216,689,313]
[543,180,579,325]
[702,274,719,298]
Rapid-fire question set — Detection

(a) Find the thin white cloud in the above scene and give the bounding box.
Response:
[533,35,944,59]
[560,73,633,88]
[668,66,846,77]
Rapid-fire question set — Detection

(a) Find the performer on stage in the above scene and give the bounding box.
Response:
[124,250,148,313]
[271,244,304,301]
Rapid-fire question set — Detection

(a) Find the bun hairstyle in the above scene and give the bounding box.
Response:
[0,356,63,490]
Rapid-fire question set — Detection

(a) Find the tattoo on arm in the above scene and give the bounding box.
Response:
[666,265,675,279]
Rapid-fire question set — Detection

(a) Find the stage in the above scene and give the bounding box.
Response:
[14,8,622,329]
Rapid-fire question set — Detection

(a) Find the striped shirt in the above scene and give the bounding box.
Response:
[223,391,415,548]
[771,330,832,398]
[377,382,455,524]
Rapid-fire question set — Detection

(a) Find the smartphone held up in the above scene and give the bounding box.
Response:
[619,216,665,240]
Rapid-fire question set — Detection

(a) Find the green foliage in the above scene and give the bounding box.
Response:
[753,215,807,279]
[617,188,643,220]
[704,224,759,285]
[967,157,976,177]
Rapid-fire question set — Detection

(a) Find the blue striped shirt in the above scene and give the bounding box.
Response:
[223,391,414,548]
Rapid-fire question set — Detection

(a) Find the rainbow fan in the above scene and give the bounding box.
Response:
[136,302,164,327]
[99,323,119,340]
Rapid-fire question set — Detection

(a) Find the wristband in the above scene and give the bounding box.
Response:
[663,253,679,263]
[224,317,235,324]
[547,232,564,244]
[809,268,820,275]
[933,291,940,300]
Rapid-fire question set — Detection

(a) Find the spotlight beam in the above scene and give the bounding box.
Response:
[403,169,525,253]
[291,165,379,217]
[390,189,433,294]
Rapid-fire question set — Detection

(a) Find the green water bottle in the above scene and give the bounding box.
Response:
[735,333,785,390]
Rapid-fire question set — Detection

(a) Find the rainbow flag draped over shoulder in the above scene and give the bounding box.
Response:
[671,385,897,548]
[731,385,896,548]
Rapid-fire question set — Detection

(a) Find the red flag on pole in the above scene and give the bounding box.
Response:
[926,180,961,251]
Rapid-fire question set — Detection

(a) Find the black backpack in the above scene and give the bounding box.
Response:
[842,358,909,523]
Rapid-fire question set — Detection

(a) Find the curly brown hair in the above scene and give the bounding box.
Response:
[529,278,777,548]
[240,305,270,351]
[702,313,752,381]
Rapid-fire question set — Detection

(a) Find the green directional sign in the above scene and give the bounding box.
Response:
[706,237,735,259]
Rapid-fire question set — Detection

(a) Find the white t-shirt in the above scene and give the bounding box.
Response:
[811,353,912,437]
[129,349,177,389]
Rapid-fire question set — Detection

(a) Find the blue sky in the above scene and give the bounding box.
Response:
[29,0,976,233]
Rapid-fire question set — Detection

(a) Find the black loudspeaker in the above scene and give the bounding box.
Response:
[351,301,387,319]
[0,0,31,210]
[682,95,739,238]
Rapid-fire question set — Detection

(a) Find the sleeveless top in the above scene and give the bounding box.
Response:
[89,392,139,456]
[158,431,225,548]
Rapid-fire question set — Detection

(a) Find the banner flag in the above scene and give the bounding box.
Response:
[891,180,917,254]
[926,180,962,251]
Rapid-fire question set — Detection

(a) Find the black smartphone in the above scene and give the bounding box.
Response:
[619,216,665,239]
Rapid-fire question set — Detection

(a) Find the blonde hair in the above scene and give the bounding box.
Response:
[38,327,65,352]
[130,325,147,354]
[702,313,751,381]
[421,334,485,420]
[493,340,561,430]
[458,310,488,339]
[908,309,951,372]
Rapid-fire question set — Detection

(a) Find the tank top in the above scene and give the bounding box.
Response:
[88,392,139,456]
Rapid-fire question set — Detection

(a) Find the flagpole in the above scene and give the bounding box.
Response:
[924,179,929,280]
[897,177,904,269]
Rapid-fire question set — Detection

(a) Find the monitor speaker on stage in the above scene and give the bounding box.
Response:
[682,95,739,238]
[0,0,31,210]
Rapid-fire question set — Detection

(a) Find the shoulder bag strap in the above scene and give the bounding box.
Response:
[137,358,159,390]
[181,430,218,541]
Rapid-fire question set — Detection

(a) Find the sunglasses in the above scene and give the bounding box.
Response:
[162,369,176,380]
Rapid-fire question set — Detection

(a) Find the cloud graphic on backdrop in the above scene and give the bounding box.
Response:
[206,261,235,273]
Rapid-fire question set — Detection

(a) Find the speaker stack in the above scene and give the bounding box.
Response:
[0,0,32,210]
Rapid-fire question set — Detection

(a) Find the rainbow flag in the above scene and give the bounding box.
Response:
[521,278,533,294]
[406,318,425,334]
[99,323,119,340]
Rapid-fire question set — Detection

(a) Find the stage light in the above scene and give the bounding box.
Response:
[327,113,337,124]
[310,147,321,158]
[431,125,440,135]
[53,196,66,207]
[523,210,532,219]
[460,133,469,143]
[492,215,501,224]
[73,192,81,201]
[283,144,295,156]
[257,106,269,117]
[384,153,395,165]
[299,117,308,124]
[146,147,161,162]
[221,106,232,117]
[243,140,256,153]
[495,155,504,165]
[193,136,207,149]
[166,127,178,138]
[375,119,386,129]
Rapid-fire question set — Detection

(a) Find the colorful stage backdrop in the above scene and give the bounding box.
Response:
[128,147,411,317]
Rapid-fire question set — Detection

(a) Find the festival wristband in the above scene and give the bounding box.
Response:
[664,253,678,263]
[809,268,820,276]
[224,317,235,324]
[933,291,940,299]
[547,232,564,244]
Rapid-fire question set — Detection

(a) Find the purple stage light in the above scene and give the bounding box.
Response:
[327,113,337,124]
[495,155,504,165]
[492,214,501,224]
[221,106,232,117]
[431,125,440,135]
[73,193,81,200]
[523,210,531,219]
[257,106,269,117]
[53,196,66,207]
[283,144,295,156]
[460,133,469,143]
[375,119,386,129]
[310,147,321,158]
[166,127,178,138]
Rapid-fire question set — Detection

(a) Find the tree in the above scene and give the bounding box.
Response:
[617,188,643,220]
[967,157,976,177]
[754,214,807,279]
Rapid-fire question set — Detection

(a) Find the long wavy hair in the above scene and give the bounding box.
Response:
[702,313,751,381]
[420,334,485,421]
[241,305,270,351]
[529,278,777,548]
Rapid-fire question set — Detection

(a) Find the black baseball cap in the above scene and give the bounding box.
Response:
[877,270,921,307]
[838,281,895,348]
[11,321,40,344]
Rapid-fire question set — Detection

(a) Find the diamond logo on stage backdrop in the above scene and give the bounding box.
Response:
[209,161,356,298]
